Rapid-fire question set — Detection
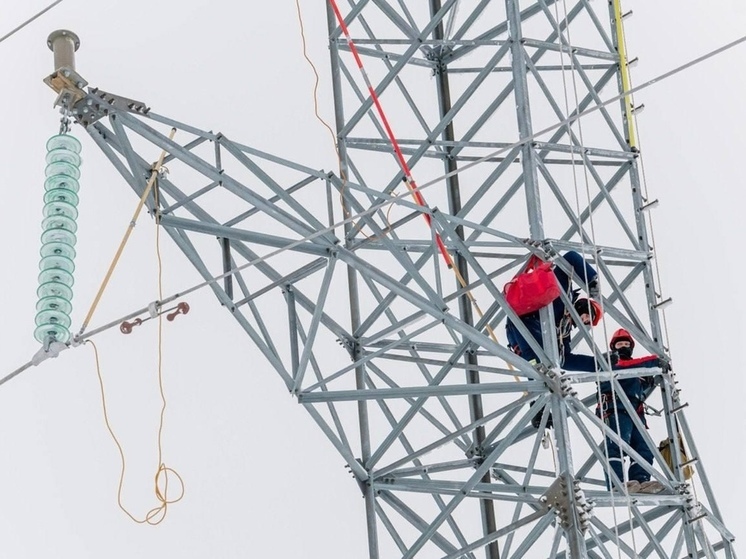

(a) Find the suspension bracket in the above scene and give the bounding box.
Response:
[44,29,150,127]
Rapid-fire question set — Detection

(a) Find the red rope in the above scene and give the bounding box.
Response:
[328,0,453,267]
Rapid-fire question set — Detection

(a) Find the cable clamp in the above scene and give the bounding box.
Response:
[148,301,159,318]
[31,341,68,366]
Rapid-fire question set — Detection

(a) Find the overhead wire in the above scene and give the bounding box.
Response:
[3,28,746,385]
[0,0,65,45]
[71,30,746,335]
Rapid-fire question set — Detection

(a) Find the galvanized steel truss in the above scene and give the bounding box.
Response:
[56,0,737,557]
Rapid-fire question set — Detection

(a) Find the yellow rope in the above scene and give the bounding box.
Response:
[84,138,184,524]
[87,339,184,525]
[294,0,400,243]
[78,127,177,336]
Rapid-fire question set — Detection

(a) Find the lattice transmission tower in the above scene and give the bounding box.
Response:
[44,1,737,557]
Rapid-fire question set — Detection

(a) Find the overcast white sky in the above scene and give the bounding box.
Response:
[0,1,744,557]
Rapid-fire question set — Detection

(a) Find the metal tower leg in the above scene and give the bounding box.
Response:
[46,0,739,557]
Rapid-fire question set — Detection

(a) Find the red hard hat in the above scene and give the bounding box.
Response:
[574,298,603,326]
[610,328,635,350]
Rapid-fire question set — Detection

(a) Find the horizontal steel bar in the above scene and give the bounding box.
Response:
[158,214,331,257]
[339,44,435,69]
[448,64,616,73]
[586,492,685,507]
[232,258,328,308]
[298,381,545,403]
[522,38,618,61]
[378,459,476,479]
[335,38,510,46]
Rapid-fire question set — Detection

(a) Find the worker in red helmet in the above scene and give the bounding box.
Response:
[506,250,602,372]
[598,328,666,495]
[609,328,634,358]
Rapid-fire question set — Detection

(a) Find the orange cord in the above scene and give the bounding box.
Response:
[87,339,184,525]
[85,168,184,525]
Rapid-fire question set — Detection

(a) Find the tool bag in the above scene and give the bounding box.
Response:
[504,255,560,316]
[659,434,694,480]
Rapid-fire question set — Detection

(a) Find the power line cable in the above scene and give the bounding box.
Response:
[415,32,746,192]
[3,31,746,387]
[0,0,65,45]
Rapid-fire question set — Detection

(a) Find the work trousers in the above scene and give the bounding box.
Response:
[604,410,654,487]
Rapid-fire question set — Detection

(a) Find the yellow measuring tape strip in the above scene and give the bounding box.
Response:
[612,0,638,149]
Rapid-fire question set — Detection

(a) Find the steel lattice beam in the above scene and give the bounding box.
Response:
[48,1,738,557]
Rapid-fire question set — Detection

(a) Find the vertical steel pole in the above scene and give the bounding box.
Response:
[429,2,500,558]
[325,5,379,558]
[507,1,584,555]
[505,0,559,366]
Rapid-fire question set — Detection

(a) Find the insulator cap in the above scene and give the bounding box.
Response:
[47,30,80,72]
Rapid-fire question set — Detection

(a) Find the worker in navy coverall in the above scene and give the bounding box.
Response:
[505,250,601,372]
[599,328,665,494]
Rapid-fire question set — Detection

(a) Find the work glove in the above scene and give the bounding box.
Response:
[659,355,673,374]
[588,277,600,300]
[600,351,619,367]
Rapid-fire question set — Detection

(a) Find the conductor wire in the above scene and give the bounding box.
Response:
[0,0,64,45]
[69,31,746,346]
[4,32,745,384]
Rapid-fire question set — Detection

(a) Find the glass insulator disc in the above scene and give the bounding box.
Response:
[41,214,78,234]
[41,227,77,247]
[35,309,72,328]
[44,175,80,193]
[46,134,82,154]
[36,296,73,315]
[40,241,76,260]
[38,267,74,287]
[43,200,79,221]
[37,281,73,300]
[45,148,82,167]
[45,161,81,180]
[44,188,79,207]
[34,323,71,344]
[39,254,75,275]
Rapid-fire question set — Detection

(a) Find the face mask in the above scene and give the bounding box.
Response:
[616,346,633,360]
